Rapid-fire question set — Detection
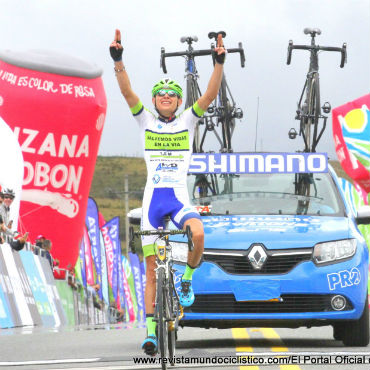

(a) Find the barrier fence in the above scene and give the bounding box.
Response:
[0,237,121,329]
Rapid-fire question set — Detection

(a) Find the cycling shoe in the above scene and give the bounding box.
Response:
[142,335,158,356]
[179,279,195,307]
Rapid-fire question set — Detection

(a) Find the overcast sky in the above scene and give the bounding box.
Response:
[1,0,369,159]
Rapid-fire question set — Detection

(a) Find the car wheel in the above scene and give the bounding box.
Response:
[342,294,369,347]
[332,323,344,341]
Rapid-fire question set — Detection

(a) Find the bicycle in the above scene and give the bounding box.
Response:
[160,31,245,153]
[287,27,347,153]
[129,224,193,369]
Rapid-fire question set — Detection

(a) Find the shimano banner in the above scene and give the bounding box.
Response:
[189,153,328,174]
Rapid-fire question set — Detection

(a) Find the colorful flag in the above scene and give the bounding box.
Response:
[121,256,136,322]
[332,94,370,193]
[129,252,145,322]
[85,198,102,299]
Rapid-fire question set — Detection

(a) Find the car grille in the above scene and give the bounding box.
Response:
[203,249,312,274]
[189,294,353,313]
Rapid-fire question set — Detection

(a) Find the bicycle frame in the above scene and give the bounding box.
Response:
[129,226,192,368]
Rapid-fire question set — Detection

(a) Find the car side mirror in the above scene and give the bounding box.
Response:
[356,205,370,225]
[127,207,142,225]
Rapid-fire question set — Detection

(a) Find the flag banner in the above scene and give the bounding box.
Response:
[78,237,87,287]
[83,226,95,286]
[140,261,146,319]
[0,50,107,269]
[189,153,328,174]
[122,255,138,321]
[332,94,370,192]
[102,217,120,304]
[101,220,114,300]
[129,252,145,322]
[121,257,136,322]
[86,198,102,299]
[99,232,109,305]
[118,253,128,318]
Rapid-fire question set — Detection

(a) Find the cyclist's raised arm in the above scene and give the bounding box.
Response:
[110,29,140,108]
[197,34,226,111]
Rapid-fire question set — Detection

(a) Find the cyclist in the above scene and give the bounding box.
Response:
[110,29,226,355]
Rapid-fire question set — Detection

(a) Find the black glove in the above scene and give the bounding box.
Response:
[110,40,123,62]
[215,51,226,65]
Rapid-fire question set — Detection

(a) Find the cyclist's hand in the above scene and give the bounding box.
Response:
[109,29,123,62]
[215,33,226,64]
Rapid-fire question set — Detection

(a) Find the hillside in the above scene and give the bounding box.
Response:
[90,156,350,253]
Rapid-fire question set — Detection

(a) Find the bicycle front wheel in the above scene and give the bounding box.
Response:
[156,268,168,369]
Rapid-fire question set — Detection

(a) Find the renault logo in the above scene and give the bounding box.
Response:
[248,244,267,270]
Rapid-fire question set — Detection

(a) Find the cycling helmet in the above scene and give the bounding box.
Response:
[152,78,183,98]
[3,188,15,198]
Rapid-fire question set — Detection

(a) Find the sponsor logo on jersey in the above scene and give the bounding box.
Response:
[145,130,189,151]
[156,163,178,171]
[152,174,161,184]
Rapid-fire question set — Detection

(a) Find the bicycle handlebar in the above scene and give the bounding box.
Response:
[129,225,193,253]
[160,43,245,73]
[287,41,347,68]
[134,229,186,236]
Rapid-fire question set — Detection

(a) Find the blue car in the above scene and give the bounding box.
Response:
[168,162,370,346]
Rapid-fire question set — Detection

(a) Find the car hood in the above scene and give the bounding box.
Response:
[202,215,350,250]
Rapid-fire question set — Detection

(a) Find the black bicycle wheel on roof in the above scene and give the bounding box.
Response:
[218,76,232,152]
[302,74,320,152]
[186,76,203,153]
[308,73,321,152]
[156,268,168,369]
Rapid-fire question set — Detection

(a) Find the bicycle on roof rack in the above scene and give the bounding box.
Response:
[160,31,245,153]
[287,27,347,153]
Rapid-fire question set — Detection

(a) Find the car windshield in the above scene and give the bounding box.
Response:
[187,172,345,216]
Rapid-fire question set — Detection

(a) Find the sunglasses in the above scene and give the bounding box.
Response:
[4,196,14,200]
[156,89,179,98]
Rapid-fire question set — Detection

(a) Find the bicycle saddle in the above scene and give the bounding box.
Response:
[303,28,321,36]
[180,36,198,44]
[208,31,226,41]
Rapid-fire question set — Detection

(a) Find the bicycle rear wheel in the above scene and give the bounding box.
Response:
[302,75,320,152]
[167,272,178,363]
[156,268,168,369]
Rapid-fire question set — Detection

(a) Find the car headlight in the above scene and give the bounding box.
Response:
[170,241,188,263]
[313,239,357,264]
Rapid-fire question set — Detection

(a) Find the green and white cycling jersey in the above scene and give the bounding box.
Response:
[130,101,204,189]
